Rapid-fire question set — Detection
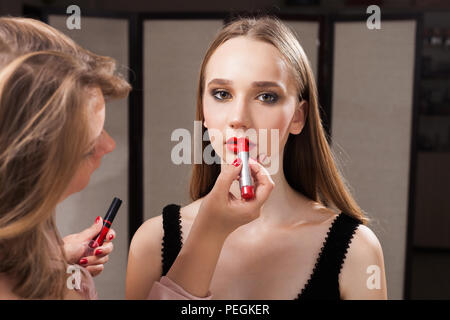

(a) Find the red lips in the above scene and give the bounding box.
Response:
[226,137,255,154]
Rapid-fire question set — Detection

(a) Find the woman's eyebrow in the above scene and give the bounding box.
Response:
[207,78,232,86]
[251,81,282,88]
[207,79,283,89]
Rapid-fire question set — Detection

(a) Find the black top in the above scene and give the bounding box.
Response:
[160,203,361,300]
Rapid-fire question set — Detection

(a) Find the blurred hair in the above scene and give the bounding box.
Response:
[0,17,130,299]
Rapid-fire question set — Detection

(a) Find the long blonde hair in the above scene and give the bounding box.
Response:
[0,18,130,299]
[190,16,369,225]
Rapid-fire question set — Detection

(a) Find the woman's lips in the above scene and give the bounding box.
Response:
[226,137,256,154]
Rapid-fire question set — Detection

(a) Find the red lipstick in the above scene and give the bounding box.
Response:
[85,197,122,256]
[226,137,255,154]
[237,137,255,200]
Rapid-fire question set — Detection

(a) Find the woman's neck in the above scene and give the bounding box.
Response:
[261,164,317,225]
[227,160,320,227]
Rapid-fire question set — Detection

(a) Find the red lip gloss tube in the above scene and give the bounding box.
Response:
[237,137,255,200]
[85,197,122,256]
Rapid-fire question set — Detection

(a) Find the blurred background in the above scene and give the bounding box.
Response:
[1,0,449,300]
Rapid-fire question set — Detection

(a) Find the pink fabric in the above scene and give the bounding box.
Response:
[75,265,98,300]
[147,276,213,300]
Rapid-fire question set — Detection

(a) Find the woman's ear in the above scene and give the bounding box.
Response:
[203,120,208,129]
[289,100,308,135]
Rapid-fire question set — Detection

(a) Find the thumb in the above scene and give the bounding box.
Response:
[213,160,242,196]
[79,216,103,241]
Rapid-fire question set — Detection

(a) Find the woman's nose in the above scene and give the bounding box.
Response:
[101,130,116,155]
[228,98,252,130]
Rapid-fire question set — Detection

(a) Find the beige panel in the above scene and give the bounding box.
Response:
[284,21,319,78]
[144,20,223,221]
[331,20,416,299]
[49,16,129,300]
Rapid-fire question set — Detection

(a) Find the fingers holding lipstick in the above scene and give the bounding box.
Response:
[78,241,113,277]
[79,253,110,266]
[248,157,275,205]
[93,241,114,258]
[103,228,116,242]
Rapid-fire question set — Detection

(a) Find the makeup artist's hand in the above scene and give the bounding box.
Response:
[63,216,116,277]
[196,157,275,238]
[164,158,274,297]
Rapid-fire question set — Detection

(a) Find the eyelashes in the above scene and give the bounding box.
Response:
[212,89,232,101]
[84,146,96,158]
[257,92,278,104]
[210,89,279,105]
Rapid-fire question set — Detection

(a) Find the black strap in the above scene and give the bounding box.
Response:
[297,213,361,300]
[161,204,183,276]
[160,205,361,299]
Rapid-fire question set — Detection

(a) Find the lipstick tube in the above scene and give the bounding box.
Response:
[84,197,122,256]
[237,137,255,200]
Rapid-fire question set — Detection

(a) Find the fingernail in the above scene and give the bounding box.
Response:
[79,258,88,265]
[108,234,114,241]
[95,249,103,256]
[95,216,101,224]
[232,158,242,167]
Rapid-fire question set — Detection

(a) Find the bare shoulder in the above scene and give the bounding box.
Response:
[346,224,384,263]
[129,214,164,254]
[354,224,383,251]
[130,197,203,253]
[339,223,387,299]
[126,214,164,299]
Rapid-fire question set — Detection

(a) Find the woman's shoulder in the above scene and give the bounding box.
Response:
[130,214,164,254]
[130,198,204,251]
[347,223,383,259]
[338,221,387,299]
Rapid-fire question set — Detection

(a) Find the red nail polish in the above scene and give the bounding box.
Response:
[108,234,114,241]
[232,158,242,167]
[95,249,103,256]
[95,216,101,224]
[79,258,88,265]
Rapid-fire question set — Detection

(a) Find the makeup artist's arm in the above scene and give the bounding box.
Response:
[63,216,116,277]
[140,162,273,299]
[161,160,273,298]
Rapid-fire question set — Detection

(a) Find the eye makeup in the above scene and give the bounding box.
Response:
[209,88,281,105]
[257,92,279,104]
[211,89,232,101]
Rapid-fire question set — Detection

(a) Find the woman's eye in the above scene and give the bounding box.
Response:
[84,147,96,158]
[258,93,278,104]
[212,90,231,101]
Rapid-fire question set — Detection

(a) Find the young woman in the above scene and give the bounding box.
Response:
[127,16,388,300]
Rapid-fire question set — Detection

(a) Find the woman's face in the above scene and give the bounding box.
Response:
[202,36,307,168]
[61,87,116,201]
